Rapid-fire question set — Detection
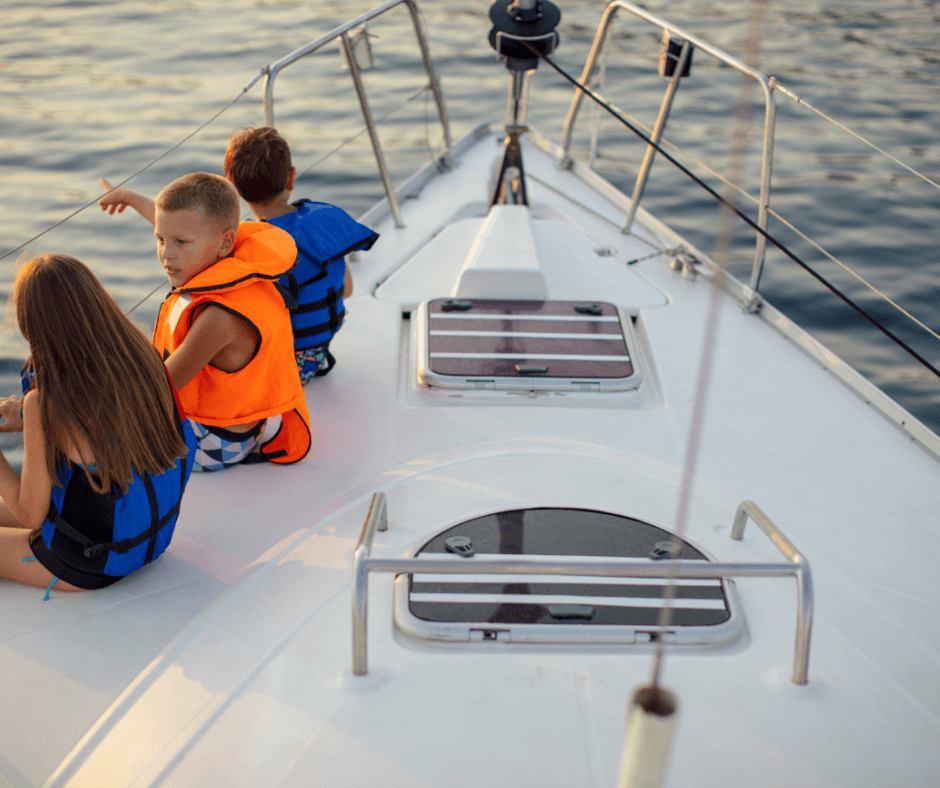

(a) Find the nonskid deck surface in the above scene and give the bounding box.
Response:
[3,127,939,787]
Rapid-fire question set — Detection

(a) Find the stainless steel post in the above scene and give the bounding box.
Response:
[341,32,404,229]
[402,0,453,163]
[622,40,691,232]
[746,88,777,298]
[558,1,621,167]
[558,2,777,297]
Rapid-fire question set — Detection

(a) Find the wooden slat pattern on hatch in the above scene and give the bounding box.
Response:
[428,299,633,379]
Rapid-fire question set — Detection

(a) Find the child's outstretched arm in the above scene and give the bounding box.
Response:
[98,178,156,225]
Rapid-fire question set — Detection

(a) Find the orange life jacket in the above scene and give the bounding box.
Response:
[152,221,311,465]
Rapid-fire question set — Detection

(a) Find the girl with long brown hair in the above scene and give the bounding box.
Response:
[0,254,196,596]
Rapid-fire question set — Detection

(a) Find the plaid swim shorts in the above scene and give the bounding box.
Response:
[190,420,265,471]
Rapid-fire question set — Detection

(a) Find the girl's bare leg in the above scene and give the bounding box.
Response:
[0,527,82,591]
[0,499,31,529]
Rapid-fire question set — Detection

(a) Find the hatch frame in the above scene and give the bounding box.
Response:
[415,298,644,392]
[391,507,745,647]
[353,494,814,684]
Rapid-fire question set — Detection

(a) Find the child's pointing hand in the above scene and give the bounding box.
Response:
[98,177,128,214]
[97,178,156,225]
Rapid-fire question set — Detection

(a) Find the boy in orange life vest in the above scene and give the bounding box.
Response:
[99,172,311,470]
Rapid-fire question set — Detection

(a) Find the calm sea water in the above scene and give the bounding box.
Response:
[2,0,938,467]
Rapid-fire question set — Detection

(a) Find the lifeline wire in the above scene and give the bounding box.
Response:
[125,281,168,318]
[0,70,267,265]
[583,96,940,346]
[628,124,940,346]
[237,85,432,223]
[522,40,940,381]
[773,79,940,193]
[13,67,423,310]
[295,84,430,182]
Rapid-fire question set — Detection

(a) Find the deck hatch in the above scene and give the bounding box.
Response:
[394,508,743,645]
[416,299,643,391]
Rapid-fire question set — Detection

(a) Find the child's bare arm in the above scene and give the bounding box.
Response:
[164,307,238,391]
[98,178,156,225]
[0,396,23,433]
[0,392,54,529]
[344,266,354,298]
[164,306,257,391]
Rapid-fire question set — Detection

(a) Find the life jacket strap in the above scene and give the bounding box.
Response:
[47,471,183,561]
[275,279,299,310]
[327,286,341,334]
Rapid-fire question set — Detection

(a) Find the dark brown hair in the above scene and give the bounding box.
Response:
[14,254,188,494]
[224,127,293,204]
[155,172,240,231]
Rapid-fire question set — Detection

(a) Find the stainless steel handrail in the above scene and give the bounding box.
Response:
[352,492,388,676]
[351,496,814,684]
[260,0,452,228]
[559,1,776,297]
[731,500,814,684]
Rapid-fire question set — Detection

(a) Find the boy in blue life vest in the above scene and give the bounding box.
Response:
[99,172,312,470]
[224,127,379,383]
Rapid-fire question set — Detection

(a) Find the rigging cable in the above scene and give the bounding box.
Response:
[521,40,940,381]
[773,79,940,193]
[11,74,428,315]
[124,281,169,318]
[573,98,940,346]
[0,70,267,266]
[295,84,432,182]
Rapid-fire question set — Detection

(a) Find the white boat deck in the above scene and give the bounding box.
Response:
[3,126,939,787]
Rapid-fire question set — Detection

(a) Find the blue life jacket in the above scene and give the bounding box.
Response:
[267,199,379,350]
[39,418,196,579]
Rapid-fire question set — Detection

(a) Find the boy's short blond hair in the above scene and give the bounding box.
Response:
[156,172,240,231]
